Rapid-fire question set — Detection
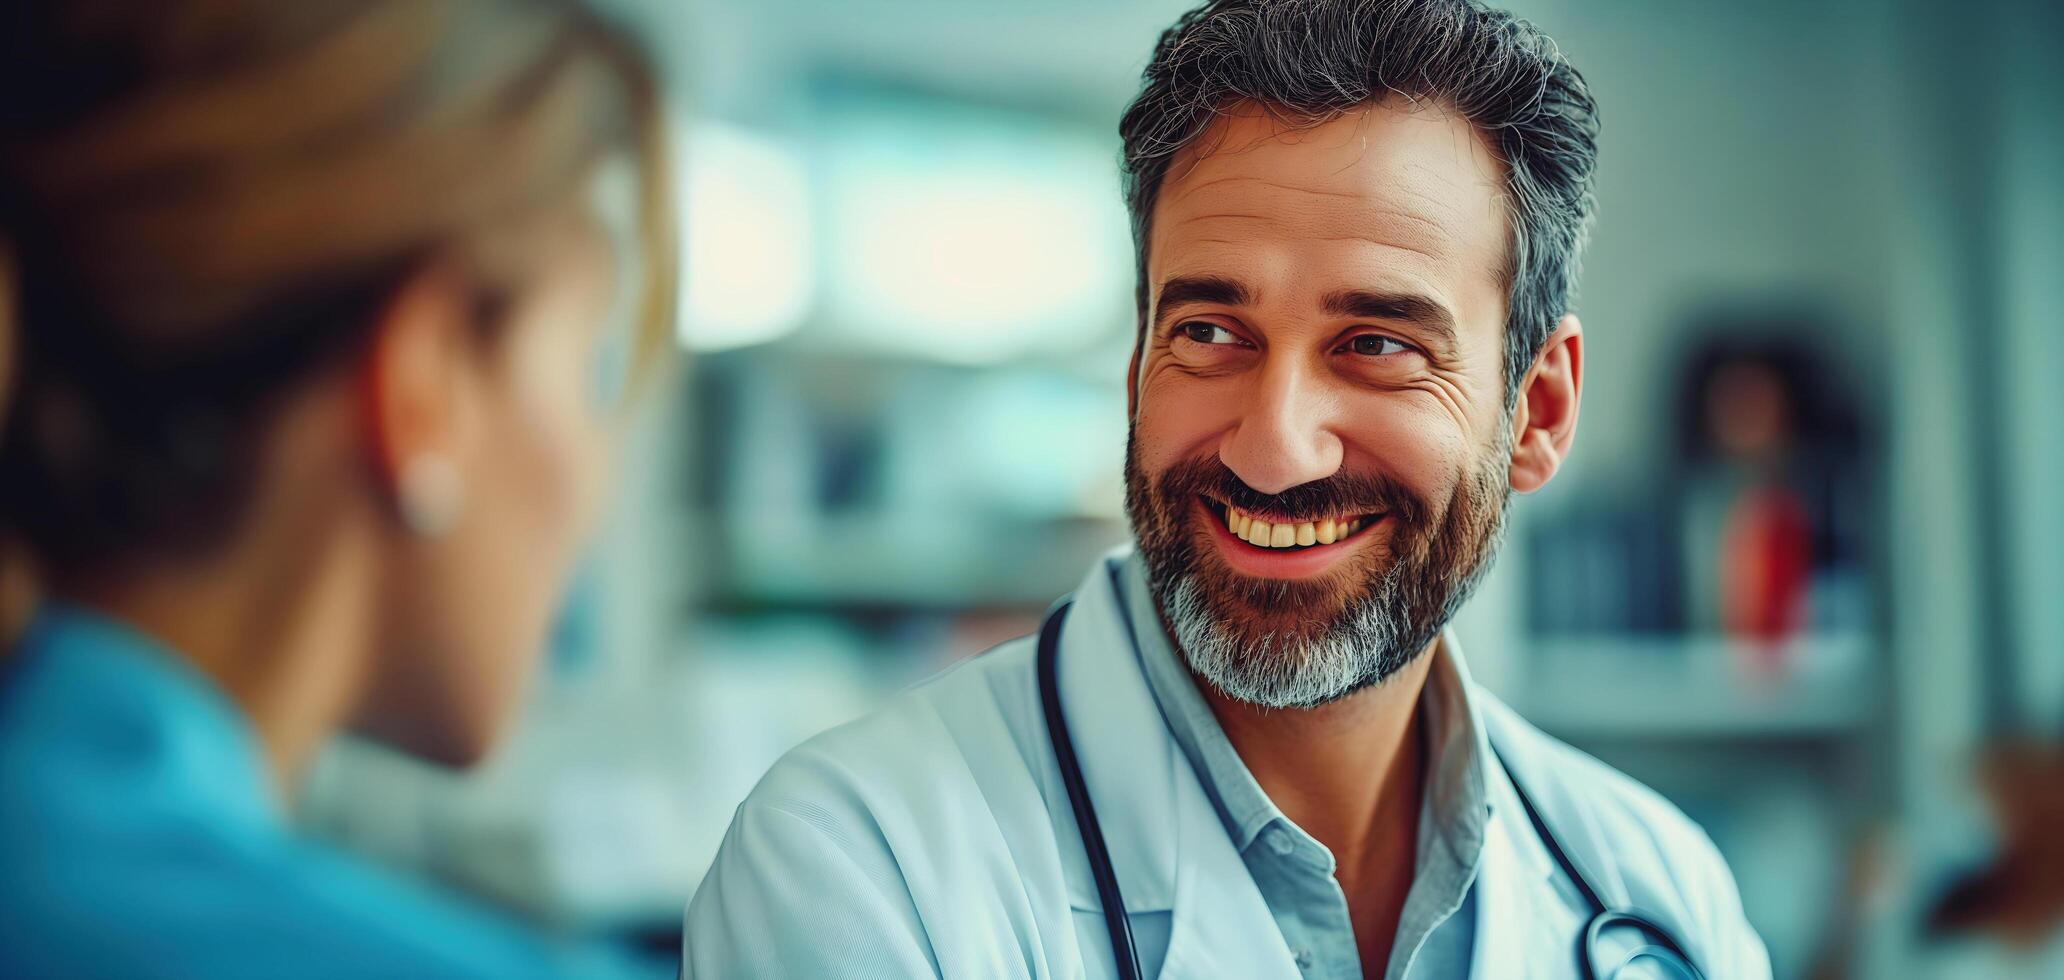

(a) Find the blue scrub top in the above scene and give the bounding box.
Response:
[0,604,669,980]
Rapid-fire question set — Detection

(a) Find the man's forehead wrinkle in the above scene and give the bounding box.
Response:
[1311,234,1447,265]
[1385,166,1474,211]
[1167,168,1369,206]
[1179,213,1273,224]
[1270,177,1368,201]
[1401,158,1499,206]
[1173,174,1374,203]
[1365,206,1453,237]
[1165,172,1251,204]
[1169,202,1457,250]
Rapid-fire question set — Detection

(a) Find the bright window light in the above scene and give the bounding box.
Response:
[677,122,813,351]
[819,97,1131,364]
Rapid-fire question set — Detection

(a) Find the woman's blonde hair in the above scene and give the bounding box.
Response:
[0,0,675,578]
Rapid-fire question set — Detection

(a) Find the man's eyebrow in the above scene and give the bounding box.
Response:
[1322,288,1459,347]
[1152,275,1252,326]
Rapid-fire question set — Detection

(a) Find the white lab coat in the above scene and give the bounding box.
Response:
[684,552,1772,978]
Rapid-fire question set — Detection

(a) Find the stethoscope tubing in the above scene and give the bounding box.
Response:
[1037,601,1145,979]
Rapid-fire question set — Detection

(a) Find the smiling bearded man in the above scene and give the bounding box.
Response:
[1126,435,1511,711]
[684,2,1773,978]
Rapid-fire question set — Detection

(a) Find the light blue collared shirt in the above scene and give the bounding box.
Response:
[1115,555,1487,980]
[0,604,667,980]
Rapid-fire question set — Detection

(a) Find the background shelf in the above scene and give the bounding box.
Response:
[1513,633,1877,739]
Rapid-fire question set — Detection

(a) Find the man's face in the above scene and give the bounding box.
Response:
[1124,98,1520,709]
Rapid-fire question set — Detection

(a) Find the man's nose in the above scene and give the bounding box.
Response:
[1218,361,1344,495]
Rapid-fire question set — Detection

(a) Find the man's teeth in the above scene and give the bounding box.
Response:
[1223,506,1364,548]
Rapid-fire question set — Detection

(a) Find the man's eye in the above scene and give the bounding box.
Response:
[1180,322,1243,346]
[1346,334,1413,357]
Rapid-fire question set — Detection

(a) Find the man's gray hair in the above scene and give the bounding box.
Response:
[1119,0,1600,400]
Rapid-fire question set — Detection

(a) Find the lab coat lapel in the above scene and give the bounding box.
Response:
[1472,714,1591,979]
[1052,559,1178,914]
[1473,773,1584,978]
[1158,768,1301,978]
[1056,555,1300,977]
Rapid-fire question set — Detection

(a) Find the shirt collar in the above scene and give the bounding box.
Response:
[8,602,282,832]
[1115,551,1493,868]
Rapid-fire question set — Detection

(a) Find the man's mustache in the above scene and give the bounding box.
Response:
[1155,457,1428,528]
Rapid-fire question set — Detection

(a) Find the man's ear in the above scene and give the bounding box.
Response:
[358,265,481,532]
[1507,313,1583,494]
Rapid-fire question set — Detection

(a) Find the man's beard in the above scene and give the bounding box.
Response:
[1123,434,1512,709]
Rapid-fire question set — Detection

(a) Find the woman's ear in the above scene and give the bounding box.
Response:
[359,265,481,536]
[1508,314,1583,494]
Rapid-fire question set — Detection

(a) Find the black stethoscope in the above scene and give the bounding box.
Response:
[1035,601,1708,980]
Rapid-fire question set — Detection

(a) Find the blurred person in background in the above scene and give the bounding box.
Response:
[0,1,675,977]
[685,0,1767,978]
[1671,331,1869,655]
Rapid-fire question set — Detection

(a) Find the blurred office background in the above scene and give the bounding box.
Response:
[293,0,2064,975]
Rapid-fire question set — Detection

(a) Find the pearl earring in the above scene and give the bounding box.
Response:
[399,453,464,537]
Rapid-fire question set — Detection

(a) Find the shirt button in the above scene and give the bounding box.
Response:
[1294,948,1314,970]
[1268,828,1296,856]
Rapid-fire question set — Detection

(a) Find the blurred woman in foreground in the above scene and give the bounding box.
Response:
[0,1,674,976]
